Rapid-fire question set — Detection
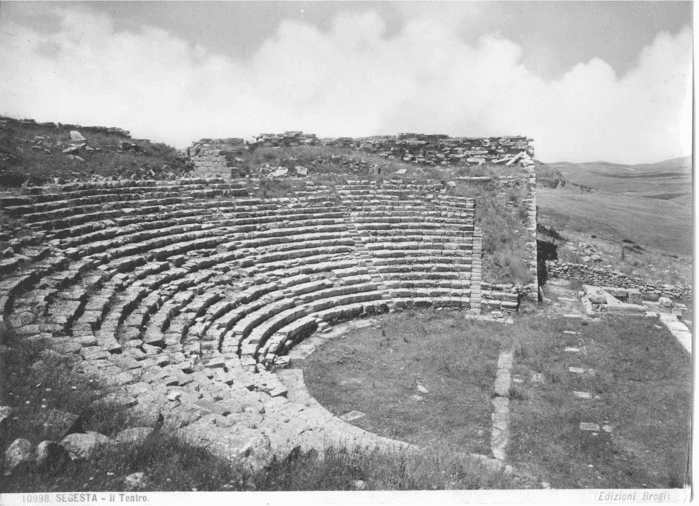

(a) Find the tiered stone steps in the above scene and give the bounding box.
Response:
[0,176,488,454]
[338,179,479,312]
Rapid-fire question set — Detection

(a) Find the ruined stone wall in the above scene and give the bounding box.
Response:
[187,139,248,179]
[546,261,691,301]
[1,117,131,138]
[186,132,536,179]
[324,134,535,167]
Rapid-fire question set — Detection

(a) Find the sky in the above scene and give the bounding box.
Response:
[0,1,693,164]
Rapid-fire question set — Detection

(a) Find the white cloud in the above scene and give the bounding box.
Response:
[0,8,691,163]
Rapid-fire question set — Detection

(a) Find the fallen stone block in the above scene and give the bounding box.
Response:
[3,438,33,476]
[60,432,113,460]
[35,441,72,472]
[43,409,83,441]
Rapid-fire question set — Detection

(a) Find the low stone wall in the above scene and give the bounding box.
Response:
[480,283,520,314]
[546,261,691,301]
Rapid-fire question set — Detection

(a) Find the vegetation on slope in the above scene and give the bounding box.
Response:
[532,161,565,189]
[0,115,191,186]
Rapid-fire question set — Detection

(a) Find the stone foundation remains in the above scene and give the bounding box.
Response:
[186,133,536,180]
[546,261,691,301]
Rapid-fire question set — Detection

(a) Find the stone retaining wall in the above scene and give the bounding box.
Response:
[187,139,248,179]
[546,261,691,301]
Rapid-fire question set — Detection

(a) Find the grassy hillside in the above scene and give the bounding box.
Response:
[538,188,692,255]
[0,115,191,186]
[537,187,692,287]
[547,156,692,203]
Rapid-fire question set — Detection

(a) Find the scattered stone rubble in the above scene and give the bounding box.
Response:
[253,131,318,147]
[0,406,158,477]
[580,284,689,319]
[323,133,535,167]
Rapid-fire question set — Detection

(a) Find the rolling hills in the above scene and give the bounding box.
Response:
[546,156,692,206]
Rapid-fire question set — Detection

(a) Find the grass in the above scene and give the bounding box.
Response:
[546,158,691,201]
[0,115,190,186]
[537,187,692,258]
[301,311,511,455]
[1,438,518,492]
[475,182,533,285]
[0,336,143,445]
[242,145,412,178]
[0,317,518,491]
[507,315,691,488]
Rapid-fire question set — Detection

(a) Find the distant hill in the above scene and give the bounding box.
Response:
[546,156,692,205]
[633,155,692,173]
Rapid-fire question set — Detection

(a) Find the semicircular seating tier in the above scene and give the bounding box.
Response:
[0,177,481,447]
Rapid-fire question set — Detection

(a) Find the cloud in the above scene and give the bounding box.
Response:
[0,8,691,163]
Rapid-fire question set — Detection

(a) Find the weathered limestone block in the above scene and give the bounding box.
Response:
[3,438,33,476]
[61,432,113,460]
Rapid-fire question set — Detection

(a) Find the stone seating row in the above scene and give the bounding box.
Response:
[17,178,245,196]
[5,185,250,214]
[342,197,466,209]
[353,217,473,228]
[350,204,472,214]
[8,235,470,354]
[348,206,473,218]
[351,210,473,220]
[3,191,190,215]
[18,193,341,234]
[374,263,472,275]
[239,289,387,359]
[365,241,472,251]
[339,180,445,189]
[0,176,486,444]
[64,217,345,261]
